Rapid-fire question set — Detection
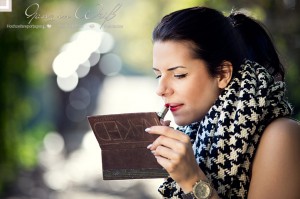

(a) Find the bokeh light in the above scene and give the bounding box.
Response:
[65,103,88,122]
[43,132,65,155]
[76,63,90,78]
[99,53,122,76]
[69,87,91,110]
[52,22,116,92]
[98,31,115,54]
[57,73,79,92]
[88,51,101,66]
[53,50,82,78]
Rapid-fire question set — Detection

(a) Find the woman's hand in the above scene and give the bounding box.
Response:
[160,119,171,126]
[145,125,205,192]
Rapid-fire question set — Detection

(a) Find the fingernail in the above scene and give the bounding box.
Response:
[145,128,151,132]
[147,144,152,149]
[151,150,156,155]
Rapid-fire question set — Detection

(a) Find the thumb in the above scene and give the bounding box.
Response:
[160,119,171,126]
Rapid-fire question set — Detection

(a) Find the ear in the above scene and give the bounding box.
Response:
[217,61,233,89]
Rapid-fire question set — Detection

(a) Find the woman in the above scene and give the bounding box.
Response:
[145,7,300,199]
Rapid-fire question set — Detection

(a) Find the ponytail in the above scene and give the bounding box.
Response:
[228,12,285,80]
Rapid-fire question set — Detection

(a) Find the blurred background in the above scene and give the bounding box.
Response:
[0,0,299,198]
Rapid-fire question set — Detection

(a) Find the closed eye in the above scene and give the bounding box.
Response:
[174,73,188,79]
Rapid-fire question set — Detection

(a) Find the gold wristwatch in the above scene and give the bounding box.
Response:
[181,180,212,199]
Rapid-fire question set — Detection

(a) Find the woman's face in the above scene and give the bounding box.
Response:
[153,41,222,126]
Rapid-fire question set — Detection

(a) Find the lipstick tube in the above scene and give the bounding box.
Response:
[157,106,169,120]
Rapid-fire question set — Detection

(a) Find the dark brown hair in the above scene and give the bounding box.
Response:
[153,6,285,80]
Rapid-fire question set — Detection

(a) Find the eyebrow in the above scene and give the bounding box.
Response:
[152,66,187,72]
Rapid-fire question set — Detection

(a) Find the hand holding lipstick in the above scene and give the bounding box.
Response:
[145,126,206,193]
[157,105,171,126]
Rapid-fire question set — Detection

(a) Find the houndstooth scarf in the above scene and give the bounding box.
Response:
[158,60,292,198]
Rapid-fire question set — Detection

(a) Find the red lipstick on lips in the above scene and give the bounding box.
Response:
[165,103,182,112]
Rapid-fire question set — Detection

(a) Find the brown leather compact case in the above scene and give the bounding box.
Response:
[87,112,168,180]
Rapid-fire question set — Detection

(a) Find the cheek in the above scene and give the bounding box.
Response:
[189,80,219,110]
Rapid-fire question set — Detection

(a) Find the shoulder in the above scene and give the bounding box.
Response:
[256,117,300,162]
[264,117,300,135]
[260,118,300,146]
[257,117,300,163]
[248,118,300,198]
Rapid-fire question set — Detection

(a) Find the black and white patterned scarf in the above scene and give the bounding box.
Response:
[158,60,292,198]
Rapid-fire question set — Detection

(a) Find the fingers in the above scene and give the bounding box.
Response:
[145,126,203,188]
[146,126,191,164]
[150,144,181,173]
[154,155,174,173]
[145,126,188,141]
[160,119,171,126]
[154,144,185,162]
[149,135,193,175]
[145,126,190,150]
[149,134,178,151]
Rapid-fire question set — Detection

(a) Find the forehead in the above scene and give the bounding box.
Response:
[153,40,196,58]
[153,40,211,76]
[153,40,198,68]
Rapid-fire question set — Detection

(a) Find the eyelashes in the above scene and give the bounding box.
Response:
[155,75,161,79]
[155,73,188,79]
[174,73,188,79]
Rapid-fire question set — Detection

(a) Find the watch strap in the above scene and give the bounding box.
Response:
[181,192,195,199]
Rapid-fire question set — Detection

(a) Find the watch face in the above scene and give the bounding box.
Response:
[193,181,211,199]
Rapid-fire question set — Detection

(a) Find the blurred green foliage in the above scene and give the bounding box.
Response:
[0,0,299,196]
[0,2,47,195]
[0,0,98,195]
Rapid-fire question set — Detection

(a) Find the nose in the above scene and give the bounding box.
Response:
[156,76,172,97]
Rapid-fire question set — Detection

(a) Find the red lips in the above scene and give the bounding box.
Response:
[165,103,183,112]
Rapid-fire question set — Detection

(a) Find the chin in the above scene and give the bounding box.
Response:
[174,115,202,126]
[174,118,192,126]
